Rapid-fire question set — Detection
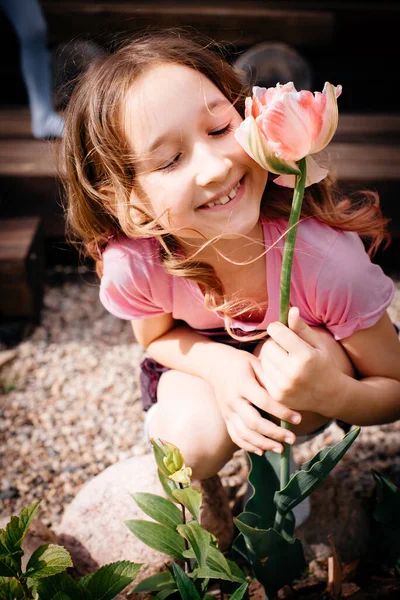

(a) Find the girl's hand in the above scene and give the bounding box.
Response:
[208,349,302,456]
[259,307,354,415]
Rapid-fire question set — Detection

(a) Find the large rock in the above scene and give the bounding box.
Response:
[56,453,234,586]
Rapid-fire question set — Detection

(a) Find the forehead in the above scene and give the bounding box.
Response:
[122,63,231,151]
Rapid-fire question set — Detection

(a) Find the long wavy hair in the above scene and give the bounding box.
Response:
[62,29,390,339]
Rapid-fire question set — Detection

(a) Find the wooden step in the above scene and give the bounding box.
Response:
[0,217,44,321]
[0,108,399,243]
[1,109,399,181]
[41,1,334,49]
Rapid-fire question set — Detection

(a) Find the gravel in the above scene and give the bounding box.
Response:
[0,267,399,529]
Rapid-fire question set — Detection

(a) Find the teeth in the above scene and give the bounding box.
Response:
[203,180,241,208]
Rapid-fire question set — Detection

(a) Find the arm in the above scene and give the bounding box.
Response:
[261,308,400,426]
[132,314,302,454]
[333,311,400,425]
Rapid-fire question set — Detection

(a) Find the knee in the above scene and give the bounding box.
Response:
[149,412,234,481]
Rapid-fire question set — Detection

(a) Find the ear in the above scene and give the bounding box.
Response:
[98,185,119,217]
[128,187,153,226]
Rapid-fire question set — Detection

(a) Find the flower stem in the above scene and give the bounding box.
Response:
[279,157,307,491]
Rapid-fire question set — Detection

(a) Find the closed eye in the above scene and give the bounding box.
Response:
[209,123,233,136]
[158,153,182,172]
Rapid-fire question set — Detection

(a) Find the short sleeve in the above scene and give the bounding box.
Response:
[314,230,395,339]
[99,238,172,320]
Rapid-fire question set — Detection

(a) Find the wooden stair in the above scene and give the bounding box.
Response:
[0,1,399,269]
[1,109,399,234]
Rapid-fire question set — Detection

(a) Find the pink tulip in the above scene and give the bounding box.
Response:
[235,81,342,187]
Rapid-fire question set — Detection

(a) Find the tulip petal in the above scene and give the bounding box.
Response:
[311,82,342,154]
[274,156,328,189]
[260,92,315,161]
[235,117,301,176]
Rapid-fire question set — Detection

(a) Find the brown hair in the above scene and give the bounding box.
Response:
[62,28,390,338]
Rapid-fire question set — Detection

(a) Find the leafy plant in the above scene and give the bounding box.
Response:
[372,469,400,575]
[126,439,249,599]
[0,501,141,600]
[127,431,360,599]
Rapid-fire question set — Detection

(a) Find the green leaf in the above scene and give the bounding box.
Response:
[125,520,185,560]
[245,451,286,530]
[177,522,212,569]
[78,561,141,600]
[131,493,183,530]
[49,594,72,600]
[0,502,41,578]
[234,515,306,597]
[229,582,249,600]
[158,470,180,504]
[151,439,172,476]
[274,427,361,521]
[191,567,244,584]
[172,486,202,521]
[171,563,202,600]
[0,578,24,600]
[0,555,22,579]
[0,502,41,554]
[24,544,73,579]
[154,590,177,599]
[372,470,400,528]
[36,572,86,600]
[132,570,175,593]
[205,546,232,579]
[225,559,246,583]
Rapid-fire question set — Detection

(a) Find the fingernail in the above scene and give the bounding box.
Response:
[257,449,264,456]
[272,446,282,454]
[284,436,294,445]
[291,414,301,424]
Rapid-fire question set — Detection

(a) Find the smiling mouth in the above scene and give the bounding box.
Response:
[199,178,243,209]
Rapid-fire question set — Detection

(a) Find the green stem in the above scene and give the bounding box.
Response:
[279,157,307,493]
[179,484,191,574]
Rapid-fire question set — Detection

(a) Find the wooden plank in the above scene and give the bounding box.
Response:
[0,217,41,261]
[0,139,60,176]
[41,2,334,48]
[0,109,400,182]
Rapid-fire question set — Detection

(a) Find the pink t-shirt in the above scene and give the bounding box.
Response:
[99,217,395,341]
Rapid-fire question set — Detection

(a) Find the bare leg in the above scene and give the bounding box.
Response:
[148,370,237,480]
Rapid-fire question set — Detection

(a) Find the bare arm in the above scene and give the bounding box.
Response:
[332,312,400,425]
[262,309,400,427]
[132,314,303,453]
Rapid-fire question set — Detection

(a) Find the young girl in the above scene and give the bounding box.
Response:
[62,31,400,482]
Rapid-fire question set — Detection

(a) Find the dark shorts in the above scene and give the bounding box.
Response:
[139,336,260,412]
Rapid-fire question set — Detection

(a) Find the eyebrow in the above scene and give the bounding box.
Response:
[146,98,231,154]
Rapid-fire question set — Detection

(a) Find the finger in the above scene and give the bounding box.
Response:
[251,362,302,425]
[237,402,297,445]
[230,413,285,454]
[259,338,290,372]
[288,306,323,348]
[259,356,289,400]
[226,421,265,456]
[267,318,311,355]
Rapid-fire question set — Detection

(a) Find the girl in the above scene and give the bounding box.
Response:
[62,31,400,482]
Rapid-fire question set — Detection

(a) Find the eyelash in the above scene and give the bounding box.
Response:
[158,123,233,172]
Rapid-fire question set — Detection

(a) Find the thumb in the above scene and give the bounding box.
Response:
[288,306,320,348]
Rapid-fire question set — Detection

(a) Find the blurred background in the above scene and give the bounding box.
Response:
[0,0,399,535]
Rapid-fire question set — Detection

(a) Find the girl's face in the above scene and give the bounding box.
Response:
[123,63,268,244]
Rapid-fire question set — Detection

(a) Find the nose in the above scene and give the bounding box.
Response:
[193,143,232,187]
